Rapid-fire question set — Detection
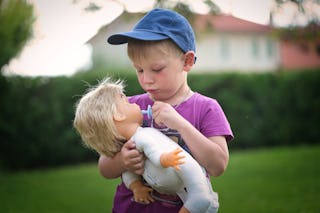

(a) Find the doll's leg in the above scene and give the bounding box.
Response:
[129,180,154,204]
[178,206,190,213]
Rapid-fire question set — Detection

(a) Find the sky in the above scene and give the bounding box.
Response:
[3,0,309,77]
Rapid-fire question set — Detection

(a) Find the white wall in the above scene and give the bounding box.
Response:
[194,32,280,72]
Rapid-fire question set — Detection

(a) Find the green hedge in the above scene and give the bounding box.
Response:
[188,71,319,149]
[0,69,319,170]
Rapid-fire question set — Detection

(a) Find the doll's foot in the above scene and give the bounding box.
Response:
[130,180,154,204]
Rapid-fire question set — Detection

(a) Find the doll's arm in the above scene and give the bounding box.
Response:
[160,147,185,170]
[135,128,185,169]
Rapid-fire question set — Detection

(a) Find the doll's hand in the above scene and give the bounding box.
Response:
[129,180,154,204]
[121,140,145,175]
[160,148,185,170]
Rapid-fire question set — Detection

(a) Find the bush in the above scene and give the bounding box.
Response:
[188,70,320,149]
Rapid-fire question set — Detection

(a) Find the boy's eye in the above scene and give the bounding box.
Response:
[136,69,143,73]
[152,67,164,72]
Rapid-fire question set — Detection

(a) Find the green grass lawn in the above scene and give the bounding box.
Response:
[1,145,319,213]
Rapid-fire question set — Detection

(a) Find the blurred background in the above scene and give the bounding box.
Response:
[0,0,319,212]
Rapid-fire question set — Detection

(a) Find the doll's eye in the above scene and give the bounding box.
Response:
[120,94,129,103]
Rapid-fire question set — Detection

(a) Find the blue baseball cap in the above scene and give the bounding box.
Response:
[107,8,196,54]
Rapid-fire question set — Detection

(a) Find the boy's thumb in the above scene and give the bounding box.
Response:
[124,140,136,149]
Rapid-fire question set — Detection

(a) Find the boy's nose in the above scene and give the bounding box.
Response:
[143,73,154,84]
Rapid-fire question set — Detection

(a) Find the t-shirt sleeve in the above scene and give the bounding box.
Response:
[200,99,234,142]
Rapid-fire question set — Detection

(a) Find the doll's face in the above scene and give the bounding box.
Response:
[115,93,143,125]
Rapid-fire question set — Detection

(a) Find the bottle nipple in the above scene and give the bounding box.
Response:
[141,105,152,119]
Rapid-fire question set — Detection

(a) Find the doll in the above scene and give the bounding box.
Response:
[73,78,219,213]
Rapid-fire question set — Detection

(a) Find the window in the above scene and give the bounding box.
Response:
[220,37,229,61]
[251,37,260,59]
[266,38,274,58]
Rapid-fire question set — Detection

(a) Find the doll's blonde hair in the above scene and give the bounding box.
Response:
[73,78,126,158]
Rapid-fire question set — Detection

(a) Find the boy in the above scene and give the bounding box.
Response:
[100,8,233,212]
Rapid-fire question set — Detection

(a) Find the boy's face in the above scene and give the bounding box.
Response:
[131,44,188,102]
[115,93,143,124]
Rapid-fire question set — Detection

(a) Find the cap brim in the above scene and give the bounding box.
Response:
[107,31,168,44]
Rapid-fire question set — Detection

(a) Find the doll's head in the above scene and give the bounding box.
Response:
[73,78,127,158]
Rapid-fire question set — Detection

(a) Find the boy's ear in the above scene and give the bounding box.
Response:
[113,112,126,122]
[183,51,195,71]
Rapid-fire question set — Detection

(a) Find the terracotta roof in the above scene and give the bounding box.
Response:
[195,14,272,33]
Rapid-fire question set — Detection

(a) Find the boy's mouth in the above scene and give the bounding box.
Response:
[146,89,157,94]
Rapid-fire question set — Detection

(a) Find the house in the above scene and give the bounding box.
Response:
[87,12,320,72]
[193,14,279,72]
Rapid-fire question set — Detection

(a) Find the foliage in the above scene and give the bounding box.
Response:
[0,76,96,170]
[0,0,35,72]
[0,69,319,170]
[79,0,220,24]
[188,70,320,149]
[0,145,319,212]
[272,0,320,26]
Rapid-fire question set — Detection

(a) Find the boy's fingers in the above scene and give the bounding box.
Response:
[124,140,136,149]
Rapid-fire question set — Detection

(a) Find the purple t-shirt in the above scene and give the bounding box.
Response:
[112,92,233,213]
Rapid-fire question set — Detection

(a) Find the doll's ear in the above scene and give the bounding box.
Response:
[113,112,126,122]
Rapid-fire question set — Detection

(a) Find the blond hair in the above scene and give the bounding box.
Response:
[73,78,126,158]
[127,39,183,63]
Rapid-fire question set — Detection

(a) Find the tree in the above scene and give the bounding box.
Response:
[78,0,220,24]
[271,0,320,26]
[0,0,35,73]
[271,0,320,49]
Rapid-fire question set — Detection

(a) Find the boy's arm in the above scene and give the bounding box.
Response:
[98,154,124,178]
[98,140,145,179]
[177,122,229,177]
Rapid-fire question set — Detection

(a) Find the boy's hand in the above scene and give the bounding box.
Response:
[152,101,186,131]
[121,140,145,175]
[160,148,185,170]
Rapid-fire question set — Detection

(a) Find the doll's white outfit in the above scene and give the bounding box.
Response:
[122,127,219,213]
